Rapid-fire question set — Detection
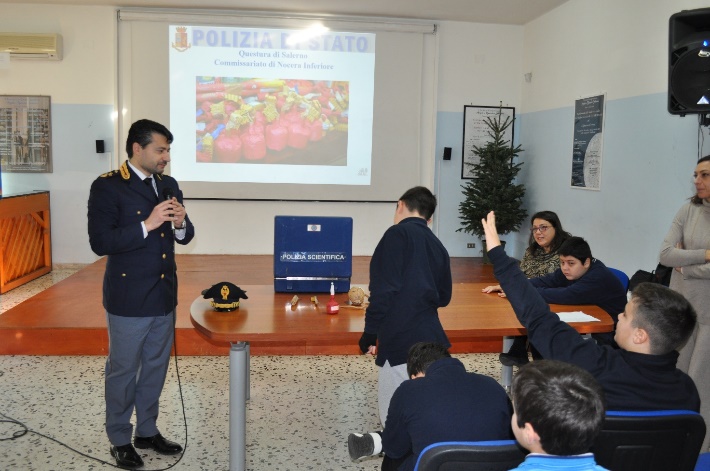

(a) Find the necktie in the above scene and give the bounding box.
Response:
[144,176,157,199]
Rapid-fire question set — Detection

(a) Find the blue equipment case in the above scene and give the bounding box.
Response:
[274,216,353,293]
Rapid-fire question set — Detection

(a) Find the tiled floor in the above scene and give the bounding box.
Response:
[0,267,504,470]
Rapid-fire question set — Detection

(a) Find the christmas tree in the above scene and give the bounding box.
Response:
[458,110,526,239]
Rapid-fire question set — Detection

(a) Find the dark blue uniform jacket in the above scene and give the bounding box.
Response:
[88,162,195,317]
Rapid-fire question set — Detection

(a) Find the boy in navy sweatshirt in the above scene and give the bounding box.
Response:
[529,236,627,348]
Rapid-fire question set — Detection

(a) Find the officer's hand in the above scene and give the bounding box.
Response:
[144,200,176,232]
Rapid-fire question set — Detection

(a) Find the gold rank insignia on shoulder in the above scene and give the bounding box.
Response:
[99,161,131,180]
[119,161,130,180]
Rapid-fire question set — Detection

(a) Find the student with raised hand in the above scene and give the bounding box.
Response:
[480,211,699,412]
[483,210,572,366]
[510,360,607,471]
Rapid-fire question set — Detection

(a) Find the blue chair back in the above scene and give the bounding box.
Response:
[592,410,706,471]
[413,440,527,471]
[608,267,629,291]
[696,452,710,471]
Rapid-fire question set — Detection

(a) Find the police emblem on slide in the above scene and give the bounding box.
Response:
[171,26,191,52]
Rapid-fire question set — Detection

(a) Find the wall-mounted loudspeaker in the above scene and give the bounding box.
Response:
[443,147,452,160]
[96,140,105,154]
[668,8,710,115]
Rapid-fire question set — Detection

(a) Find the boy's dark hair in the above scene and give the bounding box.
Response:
[691,155,710,205]
[406,342,450,378]
[527,210,572,253]
[630,282,697,354]
[399,186,437,220]
[126,119,173,158]
[558,236,592,263]
[512,360,605,456]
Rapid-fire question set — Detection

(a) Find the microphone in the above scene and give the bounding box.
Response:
[162,187,175,231]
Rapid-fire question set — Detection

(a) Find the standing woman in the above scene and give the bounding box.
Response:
[482,210,572,366]
[659,155,710,452]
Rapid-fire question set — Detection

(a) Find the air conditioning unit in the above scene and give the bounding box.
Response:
[0,33,62,60]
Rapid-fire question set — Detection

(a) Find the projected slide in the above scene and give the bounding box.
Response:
[195,77,348,165]
[169,25,375,186]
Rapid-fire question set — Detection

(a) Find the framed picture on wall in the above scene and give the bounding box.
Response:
[570,93,605,190]
[0,95,52,173]
[461,105,515,179]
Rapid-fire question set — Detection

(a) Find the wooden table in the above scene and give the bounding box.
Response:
[190,282,614,471]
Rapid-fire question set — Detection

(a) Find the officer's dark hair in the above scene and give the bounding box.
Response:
[126,119,173,158]
[399,186,437,220]
[512,360,605,456]
[406,342,450,378]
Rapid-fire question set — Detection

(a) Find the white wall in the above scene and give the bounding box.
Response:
[1,4,116,264]
[522,0,708,112]
[1,5,522,263]
[9,1,706,270]
[434,21,525,257]
[518,0,710,276]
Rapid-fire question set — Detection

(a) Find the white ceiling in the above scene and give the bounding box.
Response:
[0,0,570,25]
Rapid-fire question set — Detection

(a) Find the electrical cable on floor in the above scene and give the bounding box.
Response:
[0,334,188,469]
[0,332,188,470]
[0,220,191,470]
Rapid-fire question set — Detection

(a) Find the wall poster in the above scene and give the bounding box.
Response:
[461,105,515,179]
[571,94,605,190]
[0,95,52,173]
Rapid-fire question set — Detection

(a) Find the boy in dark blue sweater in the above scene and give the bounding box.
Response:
[500,236,627,366]
[348,342,512,471]
[358,187,452,425]
[528,236,627,349]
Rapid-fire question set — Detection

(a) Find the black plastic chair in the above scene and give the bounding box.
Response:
[412,440,527,471]
[592,410,706,471]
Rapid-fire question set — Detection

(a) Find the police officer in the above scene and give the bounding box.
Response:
[88,119,195,469]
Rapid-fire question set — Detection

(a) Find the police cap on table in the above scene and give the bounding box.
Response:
[201,281,248,311]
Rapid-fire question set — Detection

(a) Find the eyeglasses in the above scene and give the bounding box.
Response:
[530,225,551,233]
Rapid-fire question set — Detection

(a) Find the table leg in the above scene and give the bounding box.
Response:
[501,336,514,391]
[229,341,249,471]
[246,342,251,400]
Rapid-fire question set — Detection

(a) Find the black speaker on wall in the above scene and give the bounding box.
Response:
[668,8,710,116]
[443,147,452,160]
[96,139,105,154]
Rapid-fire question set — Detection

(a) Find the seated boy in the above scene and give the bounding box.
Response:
[348,342,512,471]
[510,360,607,471]
[481,211,699,411]
[498,236,627,365]
[529,236,627,348]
